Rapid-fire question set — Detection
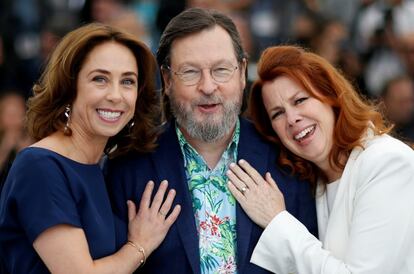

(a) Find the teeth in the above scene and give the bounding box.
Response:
[97,110,122,120]
[294,126,314,140]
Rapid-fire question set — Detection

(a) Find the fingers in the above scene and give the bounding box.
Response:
[227,159,268,197]
[238,159,265,185]
[128,180,181,254]
[227,168,249,194]
[127,200,137,222]
[150,180,168,212]
[148,180,181,224]
[265,172,280,191]
[228,162,255,190]
[140,180,155,209]
[227,181,246,202]
[165,205,181,226]
[158,189,176,217]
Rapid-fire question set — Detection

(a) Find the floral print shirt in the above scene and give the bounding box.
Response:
[176,120,240,274]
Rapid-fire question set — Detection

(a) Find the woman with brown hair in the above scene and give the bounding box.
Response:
[0,23,180,273]
[226,45,414,273]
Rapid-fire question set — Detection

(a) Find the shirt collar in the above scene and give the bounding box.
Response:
[175,119,240,168]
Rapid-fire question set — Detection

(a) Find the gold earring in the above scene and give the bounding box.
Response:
[63,104,72,136]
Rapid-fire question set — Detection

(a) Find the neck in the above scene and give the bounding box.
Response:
[38,130,107,164]
[317,154,347,183]
[68,132,107,164]
[179,125,235,169]
[322,166,342,183]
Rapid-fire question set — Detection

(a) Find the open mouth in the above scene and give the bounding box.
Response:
[294,125,316,141]
[198,103,220,112]
[200,103,218,108]
[97,109,122,121]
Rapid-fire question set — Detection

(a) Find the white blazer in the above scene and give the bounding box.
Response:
[250,133,414,274]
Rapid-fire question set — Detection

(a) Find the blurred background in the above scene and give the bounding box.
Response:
[1,0,414,177]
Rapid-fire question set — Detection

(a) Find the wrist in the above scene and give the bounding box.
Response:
[128,235,153,255]
[126,240,146,267]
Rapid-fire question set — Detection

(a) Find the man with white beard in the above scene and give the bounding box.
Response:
[105,8,317,274]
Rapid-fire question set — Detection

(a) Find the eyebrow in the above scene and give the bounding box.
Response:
[177,59,236,68]
[288,90,303,101]
[267,90,303,112]
[87,69,138,78]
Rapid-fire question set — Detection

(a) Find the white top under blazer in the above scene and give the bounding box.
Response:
[251,132,414,274]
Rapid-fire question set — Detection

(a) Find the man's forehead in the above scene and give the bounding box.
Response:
[169,26,237,66]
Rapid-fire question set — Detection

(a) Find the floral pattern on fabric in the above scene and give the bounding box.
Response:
[176,120,240,274]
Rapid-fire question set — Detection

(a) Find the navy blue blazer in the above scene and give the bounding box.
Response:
[105,118,317,274]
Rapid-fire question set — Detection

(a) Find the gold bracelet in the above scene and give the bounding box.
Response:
[126,240,146,267]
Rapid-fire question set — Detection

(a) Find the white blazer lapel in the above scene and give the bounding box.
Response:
[315,182,329,243]
[323,145,363,257]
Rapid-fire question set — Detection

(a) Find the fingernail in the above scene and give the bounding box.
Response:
[230,163,236,168]
[239,159,245,164]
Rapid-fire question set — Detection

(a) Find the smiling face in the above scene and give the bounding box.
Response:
[71,41,138,142]
[262,76,336,170]
[163,25,246,143]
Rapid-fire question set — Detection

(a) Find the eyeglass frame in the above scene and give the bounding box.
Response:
[161,62,240,86]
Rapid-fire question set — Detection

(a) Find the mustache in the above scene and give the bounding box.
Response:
[193,95,223,105]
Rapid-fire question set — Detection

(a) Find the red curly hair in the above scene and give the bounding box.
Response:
[249,45,390,188]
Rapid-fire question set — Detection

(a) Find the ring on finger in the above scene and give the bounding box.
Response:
[158,210,167,216]
[241,186,248,194]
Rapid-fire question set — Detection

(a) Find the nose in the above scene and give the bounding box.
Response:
[106,83,122,103]
[286,108,302,126]
[197,69,218,95]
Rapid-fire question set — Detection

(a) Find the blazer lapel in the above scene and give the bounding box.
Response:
[315,183,329,243]
[151,123,201,274]
[236,119,269,271]
[323,145,362,257]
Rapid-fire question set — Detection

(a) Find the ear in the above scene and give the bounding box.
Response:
[240,58,248,90]
[161,67,172,96]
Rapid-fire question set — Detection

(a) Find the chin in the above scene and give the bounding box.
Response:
[203,113,223,123]
[97,127,124,138]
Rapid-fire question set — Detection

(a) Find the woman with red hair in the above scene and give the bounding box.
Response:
[227,45,414,273]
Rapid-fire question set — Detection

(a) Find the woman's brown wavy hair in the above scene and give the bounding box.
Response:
[249,45,390,188]
[26,23,160,157]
